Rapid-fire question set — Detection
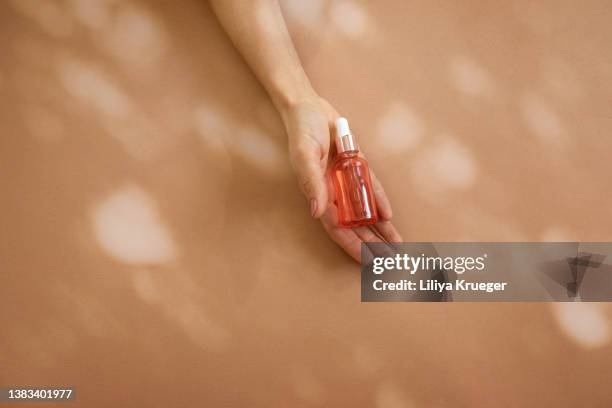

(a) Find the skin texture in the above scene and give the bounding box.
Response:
[209,0,401,261]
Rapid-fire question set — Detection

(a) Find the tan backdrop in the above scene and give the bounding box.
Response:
[1,0,612,406]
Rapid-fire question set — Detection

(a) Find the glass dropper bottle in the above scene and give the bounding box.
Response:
[330,117,378,227]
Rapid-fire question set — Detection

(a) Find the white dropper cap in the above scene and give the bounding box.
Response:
[335,117,358,153]
[336,117,351,137]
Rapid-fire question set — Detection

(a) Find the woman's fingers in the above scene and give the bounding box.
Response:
[353,225,384,243]
[374,220,403,243]
[290,142,328,218]
[357,224,399,258]
[320,205,403,262]
[369,170,393,221]
[320,206,362,261]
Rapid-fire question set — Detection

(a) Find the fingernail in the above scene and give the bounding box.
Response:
[310,198,318,218]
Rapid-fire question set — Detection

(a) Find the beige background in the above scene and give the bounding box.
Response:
[1,0,612,406]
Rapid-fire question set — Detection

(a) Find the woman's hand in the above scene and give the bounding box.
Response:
[210,0,401,261]
[281,95,402,261]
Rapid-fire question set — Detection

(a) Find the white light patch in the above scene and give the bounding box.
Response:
[281,0,326,28]
[376,102,424,152]
[519,93,567,147]
[193,105,233,174]
[57,58,171,160]
[194,106,229,139]
[68,0,115,30]
[540,226,573,242]
[194,104,284,175]
[58,58,132,119]
[172,300,231,352]
[552,303,611,349]
[449,56,494,98]
[234,127,285,175]
[412,137,477,191]
[92,184,177,264]
[330,0,371,38]
[100,3,167,67]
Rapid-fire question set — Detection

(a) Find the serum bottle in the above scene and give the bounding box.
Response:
[331,117,378,227]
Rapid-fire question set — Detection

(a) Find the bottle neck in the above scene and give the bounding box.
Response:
[337,150,359,158]
[336,133,358,154]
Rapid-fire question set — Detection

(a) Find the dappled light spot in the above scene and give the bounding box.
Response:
[58,58,132,119]
[449,56,494,98]
[411,136,477,198]
[540,226,573,242]
[67,0,168,69]
[519,93,567,147]
[58,58,175,160]
[375,381,414,408]
[91,184,177,264]
[8,0,74,38]
[172,299,231,352]
[67,0,115,30]
[281,0,327,28]
[194,105,233,174]
[551,303,611,348]
[99,3,168,67]
[329,0,371,38]
[194,105,229,137]
[376,102,424,152]
[2,0,612,404]
[234,127,286,175]
[195,103,285,176]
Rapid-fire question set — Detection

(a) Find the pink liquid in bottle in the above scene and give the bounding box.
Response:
[331,118,378,228]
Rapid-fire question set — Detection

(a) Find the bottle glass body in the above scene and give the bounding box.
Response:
[330,151,378,227]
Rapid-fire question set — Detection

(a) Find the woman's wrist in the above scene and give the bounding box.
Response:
[267,72,318,121]
[276,90,321,127]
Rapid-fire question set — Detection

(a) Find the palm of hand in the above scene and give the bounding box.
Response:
[284,97,401,261]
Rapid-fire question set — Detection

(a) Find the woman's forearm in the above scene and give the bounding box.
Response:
[209,0,317,115]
